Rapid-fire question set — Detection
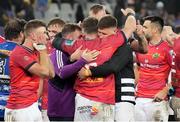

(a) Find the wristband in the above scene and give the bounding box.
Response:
[33,43,46,51]
[127,13,135,18]
[168,86,175,96]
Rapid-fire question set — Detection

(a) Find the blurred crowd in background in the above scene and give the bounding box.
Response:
[0,0,180,36]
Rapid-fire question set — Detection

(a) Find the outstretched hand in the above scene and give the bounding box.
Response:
[153,88,168,102]
[136,20,145,37]
[70,46,83,62]
[81,49,100,62]
[121,8,135,16]
[78,67,91,80]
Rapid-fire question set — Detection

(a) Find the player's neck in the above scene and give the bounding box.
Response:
[149,35,162,46]
[23,39,34,51]
[11,38,22,45]
[85,33,98,40]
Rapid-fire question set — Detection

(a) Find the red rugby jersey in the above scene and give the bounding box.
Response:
[171,37,180,97]
[61,30,125,104]
[6,45,40,109]
[136,41,172,98]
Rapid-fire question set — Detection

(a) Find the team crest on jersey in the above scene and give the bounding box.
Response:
[23,56,29,61]
[64,40,74,46]
[152,53,160,59]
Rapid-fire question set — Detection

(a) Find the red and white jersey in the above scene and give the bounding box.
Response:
[6,45,40,109]
[136,41,172,98]
[171,37,180,97]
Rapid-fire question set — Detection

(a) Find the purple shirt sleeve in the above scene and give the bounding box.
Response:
[50,49,87,79]
[60,58,87,79]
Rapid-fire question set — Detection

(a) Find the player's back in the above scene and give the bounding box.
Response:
[74,32,125,104]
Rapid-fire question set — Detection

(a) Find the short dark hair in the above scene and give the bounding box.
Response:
[82,17,98,34]
[47,18,65,27]
[4,18,27,40]
[98,15,117,29]
[24,19,46,36]
[143,16,164,32]
[61,23,81,38]
[90,4,104,14]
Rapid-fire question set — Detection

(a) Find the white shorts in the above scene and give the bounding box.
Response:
[41,109,49,122]
[74,94,114,122]
[115,102,135,121]
[5,102,42,122]
[135,98,169,121]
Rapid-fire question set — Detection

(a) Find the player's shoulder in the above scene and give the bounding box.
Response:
[159,41,173,57]
[161,40,172,49]
[174,37,180,45]
[11,45,28,56]
[6,41,17,49]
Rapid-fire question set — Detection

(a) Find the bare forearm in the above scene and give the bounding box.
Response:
[39,50,49,68]
[122,15,136,39]
[138,35,148,53]
[48,58,55,78]
[39,50,54,78]
[37,79,43,98]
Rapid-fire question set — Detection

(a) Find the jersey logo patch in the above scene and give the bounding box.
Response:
[23,56,29,61]
[64,40,74,46]
[152,53,160,59]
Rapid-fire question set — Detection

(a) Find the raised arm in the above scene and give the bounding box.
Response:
[121,8,136,40]
[28,45,55,79]
[130,24,148,53]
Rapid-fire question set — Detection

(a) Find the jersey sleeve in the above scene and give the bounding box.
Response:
[164,44,173,67]
[12,51,37,70]
[51,50,87,79]
[52,36,80,55]
[61,39,79,54]
[60,58,87,79]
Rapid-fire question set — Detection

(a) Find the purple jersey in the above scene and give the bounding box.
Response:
[48,49,87,118]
